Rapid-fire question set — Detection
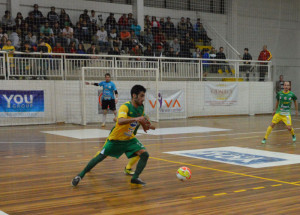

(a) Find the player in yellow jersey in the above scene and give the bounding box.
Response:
[262,81,298,144]
[72,85,155,186]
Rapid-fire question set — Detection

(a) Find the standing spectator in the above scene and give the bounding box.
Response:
[120,29,131,52]
[9,28,21,49]
[20,41,34,79]
[81,20,91,43]
[177,17,187,38]
[0,27,8,41]
[131,21,141,39]
[79,9,90,23]
[169,38,180,56]
[0,37,7,49]
[47,6,59,27]
[108,28,122,51]
[97,26,109,52]
[144,15,151,31]
[144,28,154,46]
[37,39,49,79]
[74,23,83,43]
[184,32,194,49]
[164,17,175,39]
[159,18,165,33]
[127,13,135,27]
[154,30,166,51]
[118,14,128,31]
[59,9,71,28]
[186,17,194,37]
[20,41,34,54]
[276,75,285,93]
[105,13,117,32]
[2,39,16,79]
[179,39,190,58]
[63,23,78,48]
[25,32,37,47]
[52,22,61,40]
[90,10,98,35]
[151,16,160,35]
[40,22,54,45]
[202,48,210,80]
[15,12,24,29]
[2,11,15,31]
[216,47,232,74]
[209,47,217,73]
[258,45,272,81]
[240,48,253,81]
[25,12,38,33]
[31,4,45,27]
[194,22,211,45]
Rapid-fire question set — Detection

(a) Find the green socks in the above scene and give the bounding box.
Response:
[132,152,149,180]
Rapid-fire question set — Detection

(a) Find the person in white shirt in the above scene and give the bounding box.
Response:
[9,28,21,49]
[96,26,109,52]
[62,23,79,48]
[108,28,122,50]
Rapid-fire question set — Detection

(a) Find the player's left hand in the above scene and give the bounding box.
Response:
[115,98,118,104]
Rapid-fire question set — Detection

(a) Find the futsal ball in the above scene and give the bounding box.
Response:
[176,166,192,181]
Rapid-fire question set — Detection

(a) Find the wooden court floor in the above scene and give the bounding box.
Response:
[1,115,300,215]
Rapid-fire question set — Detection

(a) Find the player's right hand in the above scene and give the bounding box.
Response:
[272,111,276,116]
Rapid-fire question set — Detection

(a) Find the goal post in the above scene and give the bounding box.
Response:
[80,66,160,126]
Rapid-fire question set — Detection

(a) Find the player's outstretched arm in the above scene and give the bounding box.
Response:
[85,82,99,86]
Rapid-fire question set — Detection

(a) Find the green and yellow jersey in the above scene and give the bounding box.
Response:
[108,101,144,141]
[276,90,297,116]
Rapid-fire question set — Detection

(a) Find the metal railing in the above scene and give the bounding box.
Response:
[0,51,272,82]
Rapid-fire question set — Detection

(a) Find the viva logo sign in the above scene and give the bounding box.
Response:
[148,91,184,113]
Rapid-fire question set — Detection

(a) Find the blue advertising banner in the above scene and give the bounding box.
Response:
[0,90,44,117]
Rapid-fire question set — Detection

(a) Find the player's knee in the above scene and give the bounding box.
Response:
[140,151,149,160]
[270,123,275,128]
[287,126,292,131]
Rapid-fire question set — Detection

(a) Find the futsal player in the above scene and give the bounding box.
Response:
[262,81,298,144]
[86,73,118,127]
[72,85,155,186]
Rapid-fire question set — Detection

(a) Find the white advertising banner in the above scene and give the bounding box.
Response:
[205,83,238,106]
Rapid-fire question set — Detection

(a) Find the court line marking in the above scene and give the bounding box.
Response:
[192,196,206,199]
[234,190,247,193]
[214,193,227,196]
[1,127,300,144]
[150,156,300,186]
[252,187,265,190]
[0,211,9,215]
[271,184,282,187]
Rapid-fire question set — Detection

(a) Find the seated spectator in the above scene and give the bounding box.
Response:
[25,12,38,33]
[194,20,211,45]
[144,28,154,46]
[143,44,154,57]
[193,48,201,58]
[2,10,15,31]
[63,23,78,48]
[59,9,71,28]
[144,15,151,31]
[165,47,176,58]
[169,38,180,57]
[9,28,21,49]
[20,41,34,56]
[184,32,194,49]
[40,22,54,45]
[177,17,187,38]
[53,42,65,54]
[74,23,83,43]
[164,17,175,40]
[216,47,232,74]
[105,13,117,32]
[15,12,24,29]
[108,28,122,50]
[131,21,141,39]
[25,31,37,47]
[129,44,142,60]
[81,20,91,43]
[0,27,8,41]
[179,39,191,58]
[31,4,45,27]
[151,16,160,35]
[0,36,8,49]
[87,43,99,58]
[96,26,109,52]
[120,29,131,52]
[67,41,77,54]
[159,18,165,32]
[127,13,135,27]
[108,45,120,56]
[154,30,166,51]
[55,32,68,48]
[52,22,61,44]
[130,30,142,48]
[154,45,164,57]
[118,14,128,31]
[47,6,59,27]
[79,9,90,23]
[77,43,86,54]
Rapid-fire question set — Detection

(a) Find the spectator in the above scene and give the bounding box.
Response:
[186,17,194,36]
[77,43,86,54]
[105,13,117,32]
[240,48,253,81]
[90,10,98,34]
[143,44,154,57]
[130,30,142,48]
[25,12,38,33]
[179,39,191,58]
[25,31,37,47]
[202,48,210,79]
[2,39,15,56]
[31,4,45,27]
[79,9,90,23]
[184,32,194,49]
[194,20,211,45]
[169,38,180,56]
[209,47,217,73]
[120,29,131,52]
[15,12,24,29]
[20,42,34,73]
[193,48,201,58]
[127,13,135,27]
[216,47,232,74]
[52,22,62,43]
[258,45,272,81]
[87,43,99,59]
[154,45,164,57]
[81,20,91,42]
[164,17,175,39]
[159,18,165,32]
[55,32,68,48]
[118,14,128,31]
[67,41,77,54]
[40,22,54,45]
[108,45,120,56]
[276,75,285,93]
[97,26,109,52]
[59,9,71,28]
[108,28,122,50]
[2,11,15,31]
[37,39,49,79]
[166,47,177,58]
[154,29,166,51]
[144,15,151,31]
[144,28,154,46]
[0,27,8,41]
[47,6,59,27]
[151,16,160,35]
[9,28,21,49]
[129,44,142,60]
[131,20,141,39]
[63,23,78,48]
[53,41,65,54]
[74,23,83,43]
[0,35,8,49]
[177,17,187,38]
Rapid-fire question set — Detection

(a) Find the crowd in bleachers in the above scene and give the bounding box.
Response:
[0,4,214,58]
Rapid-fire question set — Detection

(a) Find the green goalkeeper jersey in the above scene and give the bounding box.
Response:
[276,90,297,116]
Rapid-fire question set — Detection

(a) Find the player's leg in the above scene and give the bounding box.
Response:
[124,156,140,175]
[102,100,109,127]
[110,99,117,119]
[283,115,296,142]
[262,114,280,144]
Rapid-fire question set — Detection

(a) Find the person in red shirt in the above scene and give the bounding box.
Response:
[118,14,128,31]
[258,45,272,81]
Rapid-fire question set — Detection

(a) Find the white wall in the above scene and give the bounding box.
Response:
[0,80,273,126]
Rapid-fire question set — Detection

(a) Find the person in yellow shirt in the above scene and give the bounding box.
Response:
[72,85,155,187]
[2,39,15,78]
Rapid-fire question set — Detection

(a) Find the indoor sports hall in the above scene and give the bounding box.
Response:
[1,0,300,214]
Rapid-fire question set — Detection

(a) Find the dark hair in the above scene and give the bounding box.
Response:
[220,47,224,49]
[244,48,249,51]
[105,73,111,77]
[131,85,146,98]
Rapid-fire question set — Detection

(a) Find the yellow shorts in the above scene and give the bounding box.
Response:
[272,113,292,126]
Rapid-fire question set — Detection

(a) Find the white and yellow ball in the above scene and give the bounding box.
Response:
[176,166,192,181]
